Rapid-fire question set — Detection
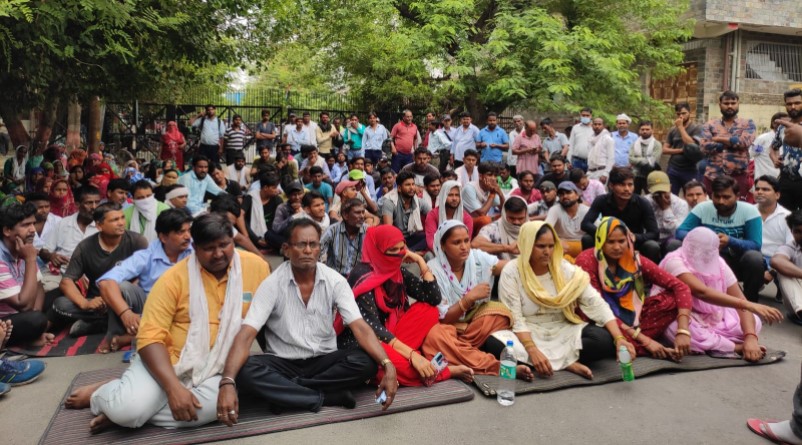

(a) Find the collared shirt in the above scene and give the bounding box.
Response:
[761,203,792,258]
[581,193,659,245]
[512,131,542,174]
[612,131,639,167]
[34,213,61,250]
[581,179,607,207]
[462,182,501,217]
[568,123,594,160]
[507,128,522,166]
[450,124,480,161]
[776,241,802,269]
[362,124,389,152]
[287,127,313,153]
[43,212,98,259]
[243,262,363,360]
[0,241,43,317]
[97,240,193,294]
[192,116,225,146]
[428,127,455,154]
[223,125,248,151]
[320,221,367,276]
[478,126,509,163]
[391,121,419,154]
[542,132,569,157]
[178,170,225,214]
[137,251,270,364]
[646,193,689,242]
[701,117,756,177]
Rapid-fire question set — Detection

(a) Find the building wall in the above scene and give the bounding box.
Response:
[690,0,802,28]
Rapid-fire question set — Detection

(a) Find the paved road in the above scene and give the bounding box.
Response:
[2,284,799,445]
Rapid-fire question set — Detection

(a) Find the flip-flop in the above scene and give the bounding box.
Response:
[747,418,793,445]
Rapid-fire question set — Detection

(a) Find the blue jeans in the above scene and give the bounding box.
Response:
[364,150,383,165]
[571,157,588,172]
[666,165,698,195]
[392,152,413,173]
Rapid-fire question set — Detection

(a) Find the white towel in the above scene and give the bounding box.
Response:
[173,251,242,388]
[129,196,159,242]
[383,188,423,233]
[248,189,268,237]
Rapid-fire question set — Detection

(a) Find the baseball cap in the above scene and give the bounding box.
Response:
[348,169,366,181]
[647,171,670,194]
[284,181,304,194]
[335,179,360,195]
[557,181,580,194]
[441,114,452,121]
[539,181,556,191]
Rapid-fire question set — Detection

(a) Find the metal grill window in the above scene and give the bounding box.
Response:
[745,41,802,82]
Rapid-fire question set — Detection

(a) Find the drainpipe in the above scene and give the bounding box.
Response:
[723,33,732,92]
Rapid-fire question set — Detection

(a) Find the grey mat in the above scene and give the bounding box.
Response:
[41,367,475,445]
[473,349,786,396]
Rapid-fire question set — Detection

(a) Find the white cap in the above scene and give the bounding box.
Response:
[616,113,631,123]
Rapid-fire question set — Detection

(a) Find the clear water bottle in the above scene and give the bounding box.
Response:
[619,345,635,382]
[497,340,517,406]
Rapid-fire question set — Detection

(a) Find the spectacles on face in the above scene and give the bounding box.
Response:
[289,241,321,251]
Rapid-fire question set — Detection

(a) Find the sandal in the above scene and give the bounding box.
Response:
[747,418,793,445]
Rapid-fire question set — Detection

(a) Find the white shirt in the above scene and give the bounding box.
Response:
[761,203,792,258]
[43,213,97,259]
[455,165,479,187]
[304,121,319,147]
[34,213,62,250]
[243,262,363,360]
[750,130,780,180]
[226,164,250,187]
[545,203,589,241]
[568,123,594,160]
[508,128,523,166]
[647,194,689,242]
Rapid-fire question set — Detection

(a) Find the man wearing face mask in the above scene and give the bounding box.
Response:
[472,196,528,260]
[124,181,170,243]
[567,107,595,171]
[545,182,589,258]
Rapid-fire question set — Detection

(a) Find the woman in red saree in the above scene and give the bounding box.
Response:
[161,121,187,170]
[337,225,473,386]
[48,178,77,217]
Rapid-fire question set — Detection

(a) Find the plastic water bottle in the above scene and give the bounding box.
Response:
[619,345,635,382]
[497,340,517,406]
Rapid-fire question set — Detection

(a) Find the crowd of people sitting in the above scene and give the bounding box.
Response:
[0,89,801,438]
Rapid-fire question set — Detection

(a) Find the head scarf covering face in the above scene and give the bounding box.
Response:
[431,220,477,306]
[593,217,644,326]
[48,178,77,217]
[436,180,465,226]
[663,226,728,292]
[516,221,588,324]
[351,225,407,332]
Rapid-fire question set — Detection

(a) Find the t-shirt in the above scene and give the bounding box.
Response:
[304,182,334,212]
[256,121,277,149]
[545,204,589,241]
[676,201,762,253]
[64,231,148,298]
[462,182,501,216]
[224,126,247,151]
[666,123,703,170]
[0,246,43,317]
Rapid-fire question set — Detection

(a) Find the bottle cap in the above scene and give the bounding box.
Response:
[506,340,514,346]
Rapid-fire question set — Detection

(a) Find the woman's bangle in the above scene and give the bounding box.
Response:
[677,313,690,322]
[631,327,641,340]
[744,332,758,341]
[522,340,536,349]
[676,328,691,338]
[457,298,469,313]
[219,376,237,389]
[613,335,626,345]
[119,307,131,317]
[408,351,418,364]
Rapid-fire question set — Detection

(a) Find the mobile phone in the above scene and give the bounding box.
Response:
[376,390,387,404]
[431,352,447,372]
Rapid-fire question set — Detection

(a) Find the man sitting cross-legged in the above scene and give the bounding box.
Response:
[95,209,194,353]
[64,213,270,432]
[216,218,398,423]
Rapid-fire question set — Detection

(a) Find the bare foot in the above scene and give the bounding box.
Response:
[448,365,474,383]
[0,320,11,350]
[566,362,593,380]
[89,413,113,434]
[110,334,133,352]
[28,332,54,348]
[65,380,110,409]
[516,364,534,382]
[97,336,112,354]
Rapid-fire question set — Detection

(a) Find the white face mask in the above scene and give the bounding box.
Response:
[133,195,158,219]
[580,117,591,125]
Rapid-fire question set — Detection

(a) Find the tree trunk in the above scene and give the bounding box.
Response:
[65,97,81,149]
[87,96,102,153]
[465,91,488,127]
[0,101,30,148]
[33,97,60,155]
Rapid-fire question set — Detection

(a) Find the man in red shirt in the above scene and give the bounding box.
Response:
[390,110,420,173]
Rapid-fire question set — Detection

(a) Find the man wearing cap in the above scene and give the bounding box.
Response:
[545,182,589,258]
[362,113,389,166]
[348,157,377,200]
[430,114,456,174]
[629,120,662,195]
[533,180,557,219]
[612,114,638,167]
[645,171,688,250]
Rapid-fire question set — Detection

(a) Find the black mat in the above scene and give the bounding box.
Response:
[473,349,786,396]
[40,367,475,445]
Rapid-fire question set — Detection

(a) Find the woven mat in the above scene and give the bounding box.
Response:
[473,349,786,397]
[40,367,474,445]
[7,328,130,357]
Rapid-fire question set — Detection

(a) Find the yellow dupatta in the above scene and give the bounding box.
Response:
[516,221,588,324]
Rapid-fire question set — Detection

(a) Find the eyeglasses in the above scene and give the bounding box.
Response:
[289,241,321,250]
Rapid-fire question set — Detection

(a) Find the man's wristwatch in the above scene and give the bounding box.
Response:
[380,358,392,368]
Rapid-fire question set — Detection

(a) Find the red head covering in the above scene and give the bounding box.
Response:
[88,161,116,196]
[351,225,407,332]
[48,178,77,217]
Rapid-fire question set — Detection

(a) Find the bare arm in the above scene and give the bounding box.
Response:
[471,235,517,256]
[771,255,802,279]
[349,318,398,410]
[5,240,41,311]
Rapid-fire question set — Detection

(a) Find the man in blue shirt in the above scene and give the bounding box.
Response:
[675,175,764,302]
[612,113,639,167]
[477,112,509,163]
[178,155,226,214]
[190,104,226,164]
[450,111,480,168]
[97,209,193,351]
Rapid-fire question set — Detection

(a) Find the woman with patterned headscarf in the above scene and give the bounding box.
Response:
[498,221,635,379]
[337,225,473,387]
[658,227,782,361]
[575,217,693,359]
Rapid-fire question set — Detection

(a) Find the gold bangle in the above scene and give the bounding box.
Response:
[676,328,691,338]
[613,335,626,345]
[457,298,468,312]
[522,340,536,349]
[631,327,641,340]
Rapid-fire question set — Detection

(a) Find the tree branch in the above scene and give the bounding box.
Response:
[469,0,497,45]
[394,2,424,26]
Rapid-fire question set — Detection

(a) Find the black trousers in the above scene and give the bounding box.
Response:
[236,348,377,412]
[198,143,220,164]
[779,174,802,212]
[3,311,48,346]
[578,324,616,364]
[721,249,765,303]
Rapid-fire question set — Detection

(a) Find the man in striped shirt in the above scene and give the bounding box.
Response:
[320,198,367,276]
[223,114,249,166]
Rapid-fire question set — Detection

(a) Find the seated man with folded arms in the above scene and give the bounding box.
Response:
[50,203,148,337]
[64,213,270,432]
[216,219,398,420]
[96,209,194,353]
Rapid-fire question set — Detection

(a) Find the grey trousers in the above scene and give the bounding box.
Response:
[106,282,148,338]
